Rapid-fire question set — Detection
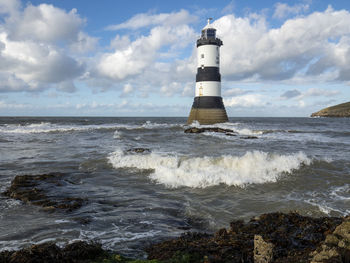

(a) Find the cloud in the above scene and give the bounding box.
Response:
[0,2,94,92]
[273,2,310,19]
[302,88,340,98]
[224,88,249,97]
[0,0,20,16]
[69,32,98,53]
[280,89,301,99]
[0,100,31,109]
[5,4,84,43]
[105,9,197,30]
[224,94,266,108]
[280,88,340,101]
[0,32,84,91]
[214,6,350,83]
[96,24,196,81]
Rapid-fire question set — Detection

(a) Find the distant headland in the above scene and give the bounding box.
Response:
[311,101,350,117]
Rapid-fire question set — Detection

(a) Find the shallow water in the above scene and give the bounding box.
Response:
[0,117,349,257]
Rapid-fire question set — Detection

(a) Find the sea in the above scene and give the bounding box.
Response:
[0,117,349,257]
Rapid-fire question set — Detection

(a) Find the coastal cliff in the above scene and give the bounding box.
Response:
[311,102,350,117]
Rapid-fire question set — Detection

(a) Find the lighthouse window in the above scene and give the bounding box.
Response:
[201,54,204,58]
[206,29,216,38]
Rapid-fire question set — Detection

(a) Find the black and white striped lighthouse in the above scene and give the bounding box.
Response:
[187,18,228,124]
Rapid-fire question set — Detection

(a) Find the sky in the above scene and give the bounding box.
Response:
[0,0,349,117]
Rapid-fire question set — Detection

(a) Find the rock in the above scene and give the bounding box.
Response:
[0,241,105,263]
[254,235,274,263]
[241,136,258,139]
[333,221,350,240]
[324,234,339,246]
[126,148,151,153]
[2,173,86,212]
[311,219,350,263]
[147,212,343,262]
[310,246,342,263]
[184,127,235,134]
[311,101,350,117]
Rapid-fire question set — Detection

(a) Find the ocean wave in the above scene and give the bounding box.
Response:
[0,121,182,134]
[108,149,311,188]
[188,121,263,136]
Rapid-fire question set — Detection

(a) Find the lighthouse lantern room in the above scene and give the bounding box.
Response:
[187,18,228,125]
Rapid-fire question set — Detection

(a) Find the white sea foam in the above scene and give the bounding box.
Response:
[108,149,311,188]
[113,130,122,139]
[0,121,182,134]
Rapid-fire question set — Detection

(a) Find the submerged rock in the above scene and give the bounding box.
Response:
[241,136,259,139]
[147,212,343,263]
[2,173,86,212]
[126,148,151,154]
[184,127,235,135]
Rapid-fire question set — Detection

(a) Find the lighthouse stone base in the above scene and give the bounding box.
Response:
[187,96,228,125]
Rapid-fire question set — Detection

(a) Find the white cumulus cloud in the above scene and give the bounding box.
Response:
[0,2,96,92]
[214,6,350,83]
[96,24,196,81]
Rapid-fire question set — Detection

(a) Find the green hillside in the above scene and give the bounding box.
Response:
[311,101,350,117]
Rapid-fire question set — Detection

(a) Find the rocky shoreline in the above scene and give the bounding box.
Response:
[1,212,350,262]
[2,173,350,262]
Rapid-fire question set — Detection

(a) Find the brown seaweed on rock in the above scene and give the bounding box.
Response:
[0,241,105,263]
[2,173,86,212]
[146,212,344,263]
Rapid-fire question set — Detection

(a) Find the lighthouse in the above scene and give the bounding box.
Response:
[187,18,228,125]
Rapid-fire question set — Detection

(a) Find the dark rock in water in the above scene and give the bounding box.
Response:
[241,136,259,139]
[2,173,86,212]
[311,101,350,117]
[0,241,105,263]
[126,148,151,153]
[184,127,235,135]
[147,212,343,263]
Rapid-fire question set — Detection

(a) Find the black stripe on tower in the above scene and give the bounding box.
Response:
[197,38,223,47]
[191,97,225,109]
[196,67,221,82]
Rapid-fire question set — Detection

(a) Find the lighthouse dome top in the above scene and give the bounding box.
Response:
[201,18,216,39]
[197,18,223,47]
[203,18,215,29]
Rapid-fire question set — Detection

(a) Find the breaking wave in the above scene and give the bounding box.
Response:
[0,121,182,134]
[108,149,311,188]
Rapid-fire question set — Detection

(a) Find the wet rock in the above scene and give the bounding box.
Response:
[0,241,105,263]
[310,219,350,263]
[126,148,151,153]
[184,127,235,135]
[147,212,343,263]
[2,173,86,212]
[310,245,342,263]
[254,235,274,263]
[241,136,258,139]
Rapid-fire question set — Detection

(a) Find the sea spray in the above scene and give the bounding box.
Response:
[108,149,311,188]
